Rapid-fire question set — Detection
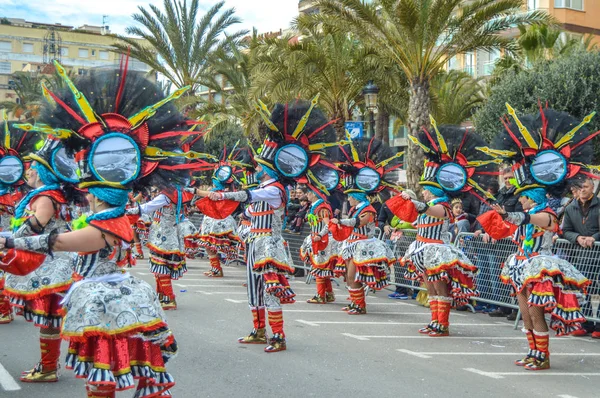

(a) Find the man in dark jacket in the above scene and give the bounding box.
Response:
[561,177,600,338]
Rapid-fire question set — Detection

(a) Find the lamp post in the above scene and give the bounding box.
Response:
[363,80,379,137]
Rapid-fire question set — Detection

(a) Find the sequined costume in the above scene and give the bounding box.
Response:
[386,121,493,336]
[141,190,192,310]
[476,104,598,371]
[4,190,74,327]
[61,216,176,397]
[198,214,240,270]
[0,190,20,324]
[401,202,478,303]
[300,199,340,303]
[501,210,589,333]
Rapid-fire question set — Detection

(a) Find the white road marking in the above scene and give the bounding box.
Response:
[296,320,509,326]
[463,368,505,379]
[0,362,20,391]
[224,299,247,304]
[343,335,536,341]
[558,395,581,398]
[398,349,600,358]
[296,319,320,327]
[464,368,600,379]
[285,310,435,315]
[341,333,371,341]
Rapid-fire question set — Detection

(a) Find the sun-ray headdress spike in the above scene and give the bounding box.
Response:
[53,61,98,123]
[408,134,432,153]
[555,111,596,149]
[429,115,448,154]
[227,140,241,161]
[291,93,320,138]
[505,103,539,149]
[128,86,190,128]
[14,123,78,140]
[376,151,404,169]
[3,110,10,149]
[40,82,56,106]
[307,169,329,196]
[254,100,279,132]
[344,129,360,162]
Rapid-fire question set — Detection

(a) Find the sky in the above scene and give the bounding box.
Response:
[0,0,300,36]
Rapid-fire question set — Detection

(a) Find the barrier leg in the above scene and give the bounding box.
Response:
[513,309,521,330]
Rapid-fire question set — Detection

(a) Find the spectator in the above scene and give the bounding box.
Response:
[286,188,301,225]
[288,197,310,234]
[461,193,481,219]
[561,177,600,339]
[378,190,417,300]
[449,198,475,242]
[495,167,523,213]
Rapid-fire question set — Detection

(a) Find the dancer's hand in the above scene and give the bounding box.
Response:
[491,203,506,215]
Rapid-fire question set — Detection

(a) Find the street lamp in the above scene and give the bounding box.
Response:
[363,80,379,137]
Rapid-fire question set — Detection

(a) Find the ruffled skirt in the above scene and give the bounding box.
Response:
[402,241,478,304]
[247,236,295,304]
[341,238,394,290]
[300,234,341,278]
[4,252,74,327]
[197,216,240,259]
[61,274,177,396]
[148,222,186,279]
[501,254,590,335]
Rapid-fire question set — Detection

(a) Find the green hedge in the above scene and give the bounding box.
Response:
[474,50,600,158]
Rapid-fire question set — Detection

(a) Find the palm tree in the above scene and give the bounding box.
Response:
[251,24,381,138]
[430,70,485,125]
[310,0,552,191]
[114,0,247,95]
[0,72,46,120]
[190,32,264,141]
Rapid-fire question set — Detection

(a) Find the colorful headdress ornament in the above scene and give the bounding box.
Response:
[254,94,343,196]
[17,60,213,192]
[411,116,497,202]
[338,133,404,195]
[477,103,600,196]
[0,110,41,188]
[210,140,254,187]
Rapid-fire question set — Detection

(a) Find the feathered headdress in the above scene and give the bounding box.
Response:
[16,60,213,193]
[0,111,41,189]
[338,134,404,196]
[410,116,497,202]
[477,103,599,197]
[208,140,254,189]
[254,94,342,197]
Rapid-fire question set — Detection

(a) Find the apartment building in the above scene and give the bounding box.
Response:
[0,17,152,107]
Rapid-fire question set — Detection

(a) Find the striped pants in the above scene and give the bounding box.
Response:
[246,242,281,310]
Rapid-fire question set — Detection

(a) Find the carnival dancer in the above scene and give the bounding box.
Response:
[195,95,340,352]
[128,190,146,258]
[1,122,76,382]
[476,105,594,370]
[329,137,401,315]
[300,186,340,304]
[0,113,36,325]
[0,62,210,396]
[386,119,494,336]
[197,144,249,277]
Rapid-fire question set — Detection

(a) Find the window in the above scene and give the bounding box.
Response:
[0,62,11,74]
[555,0,584,10]
[78,48,89,58]
[464,52,475,75]
[99,50,109,60]
[22,43,33,53]
[60,47,69,56]
[0,41,11,52]
[91,50,95,56]
[78,68,87,76]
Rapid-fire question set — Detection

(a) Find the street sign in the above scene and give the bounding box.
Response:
[345,121,364,139]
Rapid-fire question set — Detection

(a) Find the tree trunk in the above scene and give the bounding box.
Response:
[376,109,390,144]
[406,78,431,196]
[333,116,346,140]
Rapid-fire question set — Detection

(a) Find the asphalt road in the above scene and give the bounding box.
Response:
[1,258,599,397]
